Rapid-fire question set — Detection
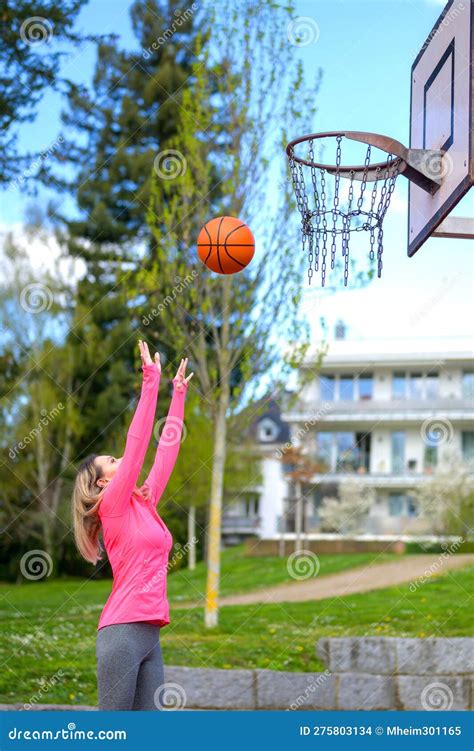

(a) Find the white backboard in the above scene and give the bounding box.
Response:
[408,0,473,256]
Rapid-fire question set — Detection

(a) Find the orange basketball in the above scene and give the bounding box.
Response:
[197,216,255,275]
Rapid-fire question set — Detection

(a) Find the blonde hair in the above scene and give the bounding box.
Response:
[71,454,106,565]
[72,454,151,565]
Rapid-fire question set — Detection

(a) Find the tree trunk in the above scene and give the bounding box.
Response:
[204,383,229,627]
[188,505,196,570]
[278,497,286,558]
[204,277,231,628]
[295,480,303,553]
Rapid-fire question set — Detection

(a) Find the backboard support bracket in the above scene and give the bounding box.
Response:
[431,216,474,239]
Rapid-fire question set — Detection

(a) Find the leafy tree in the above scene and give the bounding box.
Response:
[0,0,99,186]
[143,0,321,626]
[0,235,81,575]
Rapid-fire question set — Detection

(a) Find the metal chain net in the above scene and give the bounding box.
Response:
[288,136,402,286]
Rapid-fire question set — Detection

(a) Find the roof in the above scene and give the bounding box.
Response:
[245,394,291,445]
[302,336,474,369]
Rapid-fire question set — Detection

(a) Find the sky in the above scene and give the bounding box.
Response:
[2,0,473,346]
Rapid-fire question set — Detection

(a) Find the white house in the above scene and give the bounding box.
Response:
[221,331,474,543]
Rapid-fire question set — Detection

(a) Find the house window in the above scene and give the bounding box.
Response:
[339,376,354,400]
[388,493,404,516]
[462,431,474,465]
[391,431,405,474]
[225,499,247,517]
[463,372,474,399]
[389,493,417,516]
[315,432,333,471]
[314,432,371,473]
[258,418,279,443]
[358,374,373,400]
[245,496,259,517]
[336,432,358,471]
[408,373,423,399]
[392,372,406,399]
[392,371,439,400]
[425,373,439,398]
[424,444,437,470]
[320,375,335,401]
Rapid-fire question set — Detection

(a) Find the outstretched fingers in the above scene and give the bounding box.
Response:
[138,340,161,372]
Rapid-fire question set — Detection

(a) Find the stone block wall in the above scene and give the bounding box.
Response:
[161,637,473,710]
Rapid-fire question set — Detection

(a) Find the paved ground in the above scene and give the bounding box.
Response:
[173,553,474,608]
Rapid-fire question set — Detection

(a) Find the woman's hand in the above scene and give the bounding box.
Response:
[173,357,193,392]
[138,339,161,374]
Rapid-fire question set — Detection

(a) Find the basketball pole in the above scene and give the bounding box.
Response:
[204,401,226,627]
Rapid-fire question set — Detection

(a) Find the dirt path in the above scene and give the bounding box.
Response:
[173,553,474,608]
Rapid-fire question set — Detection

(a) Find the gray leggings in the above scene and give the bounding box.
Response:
[96,622,165,710]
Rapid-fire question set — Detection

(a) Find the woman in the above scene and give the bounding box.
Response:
[72,340,193,710]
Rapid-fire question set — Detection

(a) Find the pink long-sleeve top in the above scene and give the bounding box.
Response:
[97,362,187,631]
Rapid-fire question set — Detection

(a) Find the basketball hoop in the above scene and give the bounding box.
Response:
[286,131,444,286]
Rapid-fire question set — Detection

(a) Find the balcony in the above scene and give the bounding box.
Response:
[282,398,474,424]
[221,515,260,533]
[295,472,437,488]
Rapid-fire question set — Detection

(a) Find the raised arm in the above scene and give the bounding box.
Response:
[143,358,193,506]
[100,342,161,517]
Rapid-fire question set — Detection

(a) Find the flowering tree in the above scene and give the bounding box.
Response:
[319,481,374,535]
[412,453,474,536]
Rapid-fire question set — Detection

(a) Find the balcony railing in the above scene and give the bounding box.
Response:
[221,515,260,532]
[283,397,474,421]
[277,514,321,534]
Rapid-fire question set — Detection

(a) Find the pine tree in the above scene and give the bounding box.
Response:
[0,0,99,185]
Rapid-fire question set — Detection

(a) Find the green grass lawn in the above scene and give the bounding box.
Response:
[0,556,472,706]
[167,545,400,602]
